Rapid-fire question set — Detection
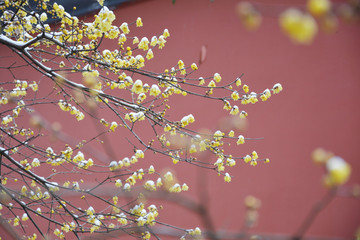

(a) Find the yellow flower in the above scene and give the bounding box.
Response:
[156,178,163,187]
[236,2,262,30]
[191,63,198,70]
[250,159,258,166]
[189,144,197,153]
[231,91,240,101]
[120,22,130,34]
[252,150,258,160]
[239,110,248,118]
[110,121,118,132]
[214,73,222,82]
[228,130,235,137]
[40,12,47,22]
[135,149,144,158]
[180,114,195,127]
[148,165,155,174]
[136,17,143,27]
[150,84,161,96]
[144,180,156,191]
[182,183,189,191]
[189,227,202,236]
[146,49,154,60]
[244,154,251,163]
[243,84,249,93]
[164,171,173,182]
[307,0,331,17]
[150,36,158,46]
[178,60,185,69]
[157,35,166,49]
[324,156,351,187]
[163,29,170,38]
[31,158,40,167]
[223,100,231,110]
[227,158,236,167]
[118,33,127,43]
[237,135,245,145]
[236,77,242,86]
[272,83,283,94]
[132,79,143,94]
[169,183,182,192]
[224,173,231,182]
[133,36,139,44]
[115,179,122,187]
[137,93,146,103]
[208,80,216,88]
[198,77,205,85]
[138,37,149,50]
[279,9,317,44]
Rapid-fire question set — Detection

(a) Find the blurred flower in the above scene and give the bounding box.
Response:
[307,0,332,17]
[323,156,351,187]
[236,2,262,30]
[279,8,318,44]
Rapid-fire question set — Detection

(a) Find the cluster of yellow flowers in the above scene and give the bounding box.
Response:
[58,100,85,121]
[312,148,351,187]
[109,149,145,172]
[237,0,347,44]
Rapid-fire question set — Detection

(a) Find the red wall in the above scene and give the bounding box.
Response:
[109,0,360,239]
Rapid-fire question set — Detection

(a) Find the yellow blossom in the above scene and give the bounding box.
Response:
[272,83,283,94]
[191,63,198,70]
[243,84,249,93]
[178,60,185,69]
[132,79,143,94]
[138,37,149,50]
[182,183,189,191]
[115,179,122,187]
[136,17,143,27]
[199,77,205,85]
[224,173,231,182]
[135,149,144,158]
[164,171,173,182]
[228,130,235,137]
[169,183,181,193]
[133,36,139,44]
[208,80,216,88]
[214,73,222,82]
[150,36,158,46]
[280,8,317,44]
[189,227,201,236]
[150,84,161,96]
[307,0,331,17]
[110,121,118,132]
[189,144,197,153]
[237,135,245,145]
[231,91,240,101]
[146,49,154,60]
[244,154,251,163]
[239,111,248,118]
[236,77,242,86]
[324,156,351,187]
[148,165,155,174]
[144,180,156,191]
[120,22,129,34]
[163,29,170,38]
[252,151,258,160]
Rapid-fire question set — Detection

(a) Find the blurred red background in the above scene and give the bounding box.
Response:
[107,0,360,239]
